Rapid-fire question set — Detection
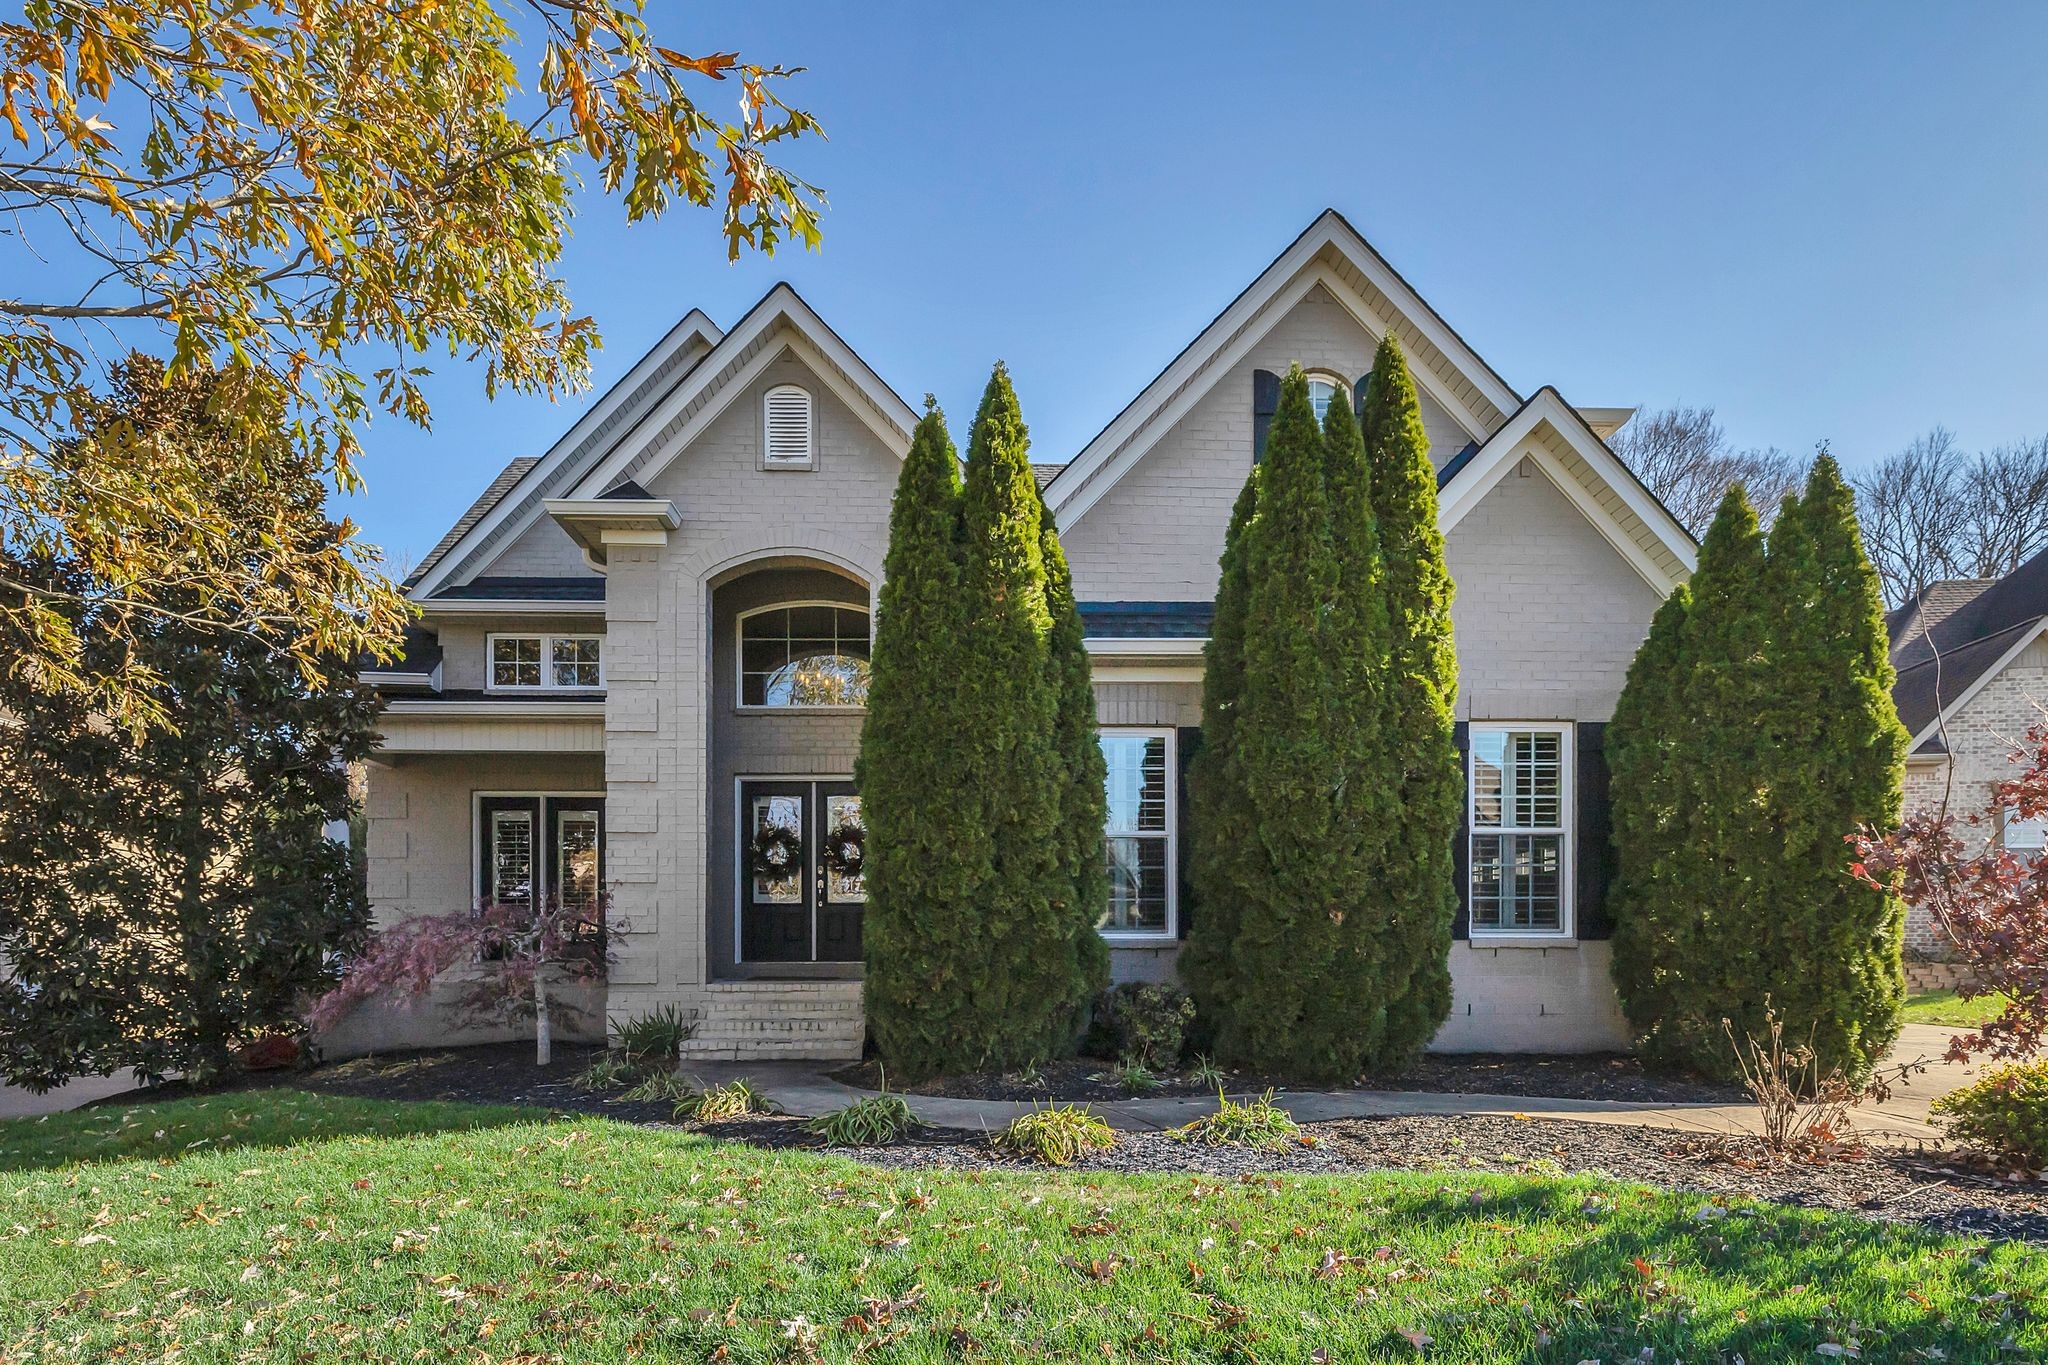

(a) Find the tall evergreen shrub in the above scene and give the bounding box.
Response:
[1757,456,1908,1076]
[952,364,1098,1070]
[856,402,983,1076]
[1357,334,1459,1066]
[1040,489,1112,1013]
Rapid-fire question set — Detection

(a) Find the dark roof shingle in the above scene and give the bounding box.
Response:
[406,457,539,587]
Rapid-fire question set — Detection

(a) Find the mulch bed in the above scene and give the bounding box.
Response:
[831,1050,1743,1104]
[85,1044,2048,1244]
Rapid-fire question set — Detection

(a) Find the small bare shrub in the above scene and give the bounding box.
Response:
[1723,1006,1865,1159]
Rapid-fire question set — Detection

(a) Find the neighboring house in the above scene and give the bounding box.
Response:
[347,210,1698,1062]
[1890,553,2048,961]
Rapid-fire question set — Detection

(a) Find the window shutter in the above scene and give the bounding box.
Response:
[1251,370,1280,461]
[1175,726,1202,939]
[1452,721,1470,940]
[1575,721,1616,939]
[1352,373,1373,419]
[764,385,813,464]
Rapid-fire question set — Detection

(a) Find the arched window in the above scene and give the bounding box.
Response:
[763,384,815,467]
[1305,371,1347,425]
[738,602,871,708]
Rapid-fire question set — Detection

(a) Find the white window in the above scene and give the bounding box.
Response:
[763,384,815,467]
[2005,809,2048,851]
[1469,724,1573,936]
[1099,729,1175,939]
[489,634,603,691]
[737,603,871,708]
[1305,371,1347,424]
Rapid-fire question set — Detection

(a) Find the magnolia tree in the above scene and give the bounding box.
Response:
[308,899,610,1066]
[1852,719,2048,1062]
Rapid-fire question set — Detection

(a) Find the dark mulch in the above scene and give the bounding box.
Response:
[831,1050,1742,1105]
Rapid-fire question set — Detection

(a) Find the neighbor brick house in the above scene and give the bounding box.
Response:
[345,210,1698,1061]
[1890,550,2048,965]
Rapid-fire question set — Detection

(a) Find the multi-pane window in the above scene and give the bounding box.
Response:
[489,634,602,690]
[1099,730,1173,937]
[1469,725,1572,935]
[738,604,871,708]
[1306,372,1345,424]
[2006,809,2048,850]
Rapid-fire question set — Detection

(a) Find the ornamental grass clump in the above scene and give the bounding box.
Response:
[677,1078,777,1122]
[613,1004,694,1064]
[1933,1061,2048,1169]
[991,1105,1117,1166]
[806,1092,918,1146]
[619,1069,694,1104]
[1171,1089,1304,1150]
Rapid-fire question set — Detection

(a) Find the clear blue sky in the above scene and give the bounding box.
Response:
[347,2,2048,570]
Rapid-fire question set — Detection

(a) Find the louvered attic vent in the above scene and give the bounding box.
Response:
[763,384,815,467]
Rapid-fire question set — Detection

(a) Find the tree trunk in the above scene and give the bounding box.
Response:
[534,973,552,1067]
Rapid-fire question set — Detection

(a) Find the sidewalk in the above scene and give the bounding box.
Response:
[687,1023,1985,1145]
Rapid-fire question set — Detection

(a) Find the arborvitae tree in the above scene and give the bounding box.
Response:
[856,401,986,1076]
[1212,366,1351,1077]
[1608,584,1695,1050]
[1756,455,1908,1078]
[1357,334,1459,1068]
[0,358,375,1089]
[1180,465,1260,1030]
[951,364,1096,1070]
[1039,489,1112,1017]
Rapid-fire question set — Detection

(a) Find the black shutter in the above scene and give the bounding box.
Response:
[1575,722,1616,940]
[1176,726,1202,939]
[1451,721,1470,940]
[1353,373,1373,419]
[1251,370,1280,462]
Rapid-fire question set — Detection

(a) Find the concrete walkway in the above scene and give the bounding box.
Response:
[0,1073,146,1121]
[686,1023,1990,1145]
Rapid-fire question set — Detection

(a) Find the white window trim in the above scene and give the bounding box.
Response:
[486,632,606,692]
[762,383,816,469]
[1098,726,1177,943]
[1467,721,1574,940]
[469,790,607,908]
[1303,369,1349,422]
[2004,807,2048,851]
[734,600,871,714]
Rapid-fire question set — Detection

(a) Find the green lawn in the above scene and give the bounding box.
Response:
[1904,987,2010,1028]
[0,1092,2040,1361]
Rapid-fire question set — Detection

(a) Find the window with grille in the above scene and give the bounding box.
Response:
[1469,725,1572,935]
[489,634,601,690]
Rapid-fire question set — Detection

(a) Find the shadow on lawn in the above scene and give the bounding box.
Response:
[0,1088,537,1174]
[1391,1180,2019,1359]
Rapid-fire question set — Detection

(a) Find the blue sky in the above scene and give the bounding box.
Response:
[346,3,2048,570]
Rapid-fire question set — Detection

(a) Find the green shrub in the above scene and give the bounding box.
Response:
[991,1105,1117,1166]
[677,1078,777,1122]
[1933,1061,2048,1167]
[613,1004,694,1063]
[1094,982,1195,1070]
[1171,1089,1304,1150]
[806,1092,917,1146]
[572,1052,637,1093]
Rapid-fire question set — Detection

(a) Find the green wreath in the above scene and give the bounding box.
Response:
[747,823,805,879]
[822,819,865,880]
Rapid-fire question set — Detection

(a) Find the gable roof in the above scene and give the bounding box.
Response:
[560,282,920,502]
[1889,576,1999,653]
[405,309,722,599]
[1891,547,2048,750]
[1044,209,1524,527]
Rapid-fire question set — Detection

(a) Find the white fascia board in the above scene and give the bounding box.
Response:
[1048,210,1519,527]
[413,599,606,617]
[365,672,438,689]
[1905,617,2048,752]
[1083,637,1207,656]
[381,700,605,718]
[565,289,916,501]
[407,310,721,601]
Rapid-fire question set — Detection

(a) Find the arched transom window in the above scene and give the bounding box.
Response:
[738,602,871,708]
[1305,371,1346,424]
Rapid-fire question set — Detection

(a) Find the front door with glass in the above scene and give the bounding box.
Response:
[738,779,864,964]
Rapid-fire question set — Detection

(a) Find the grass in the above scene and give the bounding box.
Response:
[676,1076,775,1121]
[1171,1088,1305,1150]
[991,1104,1117,1165]
[806,1092,917,1145]
[1904,987,2009,1028]
[1,1091,2044,1361]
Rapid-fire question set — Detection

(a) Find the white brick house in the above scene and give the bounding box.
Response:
[346,211,1698,1061]
[1890,558,2048,962]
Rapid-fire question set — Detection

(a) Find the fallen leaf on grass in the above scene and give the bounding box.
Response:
[1398,1325,1432,1350]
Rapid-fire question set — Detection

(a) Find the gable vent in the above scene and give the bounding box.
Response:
[764,384,815,466]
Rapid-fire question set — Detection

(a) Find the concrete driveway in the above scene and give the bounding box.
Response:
[0,1073,148,1121]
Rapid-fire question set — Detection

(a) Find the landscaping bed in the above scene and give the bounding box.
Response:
[831,1049,1743,1104]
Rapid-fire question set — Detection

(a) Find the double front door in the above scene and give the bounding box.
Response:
[739,780,864,963]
